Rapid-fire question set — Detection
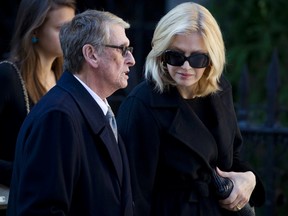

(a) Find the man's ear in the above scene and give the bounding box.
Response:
[82,44,99,66]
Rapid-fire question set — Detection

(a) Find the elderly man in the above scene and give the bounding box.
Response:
[7,9,135,216]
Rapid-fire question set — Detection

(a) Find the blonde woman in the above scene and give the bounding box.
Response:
[117,2,265,215]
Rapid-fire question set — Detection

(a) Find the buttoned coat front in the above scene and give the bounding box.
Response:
[7,71,133,216]
[117,76,265,216]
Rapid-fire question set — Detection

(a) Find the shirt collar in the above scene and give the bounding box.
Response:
[73,75,109,115]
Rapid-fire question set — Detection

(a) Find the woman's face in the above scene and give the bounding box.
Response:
[35,6,75,60]
[166,32,209,98]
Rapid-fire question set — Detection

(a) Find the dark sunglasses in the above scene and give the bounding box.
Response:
[104,44,133,56]
[163,50,210,68]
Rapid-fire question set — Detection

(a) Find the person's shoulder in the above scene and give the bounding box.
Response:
[219,75,232,89]
[0,60,18,78]
[128,80,157,99]
[0,60,20,88]
[214,75,235,108]
[27,86,75,121]
[217,75,232,96]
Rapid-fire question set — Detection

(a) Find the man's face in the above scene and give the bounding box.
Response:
[97,24,135,95]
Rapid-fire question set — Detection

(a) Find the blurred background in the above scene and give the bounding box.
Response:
[1,0,288,215]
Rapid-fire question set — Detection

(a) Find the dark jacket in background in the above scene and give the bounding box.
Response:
[0,61,30,187]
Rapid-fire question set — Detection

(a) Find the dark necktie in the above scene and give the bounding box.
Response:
[106,106,118,142]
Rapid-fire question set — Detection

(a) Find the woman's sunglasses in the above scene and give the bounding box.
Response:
[163,50,210,68]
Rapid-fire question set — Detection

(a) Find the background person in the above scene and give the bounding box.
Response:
[7,9,135,216]
[0,0,75,188]
[0,1,75,214]
[117,2,265,216]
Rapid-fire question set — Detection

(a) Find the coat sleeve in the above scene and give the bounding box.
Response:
[219,76,266,207]
[117,96,160,216]
[8,110,80,216]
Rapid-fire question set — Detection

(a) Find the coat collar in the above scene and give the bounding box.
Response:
[57,71,123,184]
[57,71,106,133]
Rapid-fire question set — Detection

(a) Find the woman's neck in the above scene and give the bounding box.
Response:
[38,56,57,91]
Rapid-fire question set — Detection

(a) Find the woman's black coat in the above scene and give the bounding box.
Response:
[117,76,265,216]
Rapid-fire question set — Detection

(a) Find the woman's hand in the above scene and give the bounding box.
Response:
[216,167,256,211]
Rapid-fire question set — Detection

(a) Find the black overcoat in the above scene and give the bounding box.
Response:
[7,71,133,216]
[117,76,265,216]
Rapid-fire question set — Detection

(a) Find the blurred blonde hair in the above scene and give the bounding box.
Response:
[145,2,225,96]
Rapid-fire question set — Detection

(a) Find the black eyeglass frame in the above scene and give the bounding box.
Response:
[104,44,133,56]
[163,50,210,68]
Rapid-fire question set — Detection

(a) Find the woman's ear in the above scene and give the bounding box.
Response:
[82,44,98,66]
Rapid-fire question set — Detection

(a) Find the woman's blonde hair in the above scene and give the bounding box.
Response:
[9,0,76,103]
[145,2,225,96]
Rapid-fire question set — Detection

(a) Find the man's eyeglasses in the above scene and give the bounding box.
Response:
[163,50,210,68]
[104,44,133,56]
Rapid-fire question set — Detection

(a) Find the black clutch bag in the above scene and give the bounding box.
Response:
[211,169,256,216]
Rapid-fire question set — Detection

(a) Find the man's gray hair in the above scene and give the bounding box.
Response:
[60,9,130,73]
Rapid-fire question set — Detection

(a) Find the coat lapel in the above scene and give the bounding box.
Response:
[167,99,218,168]
[149,86,218,168]
[147,80,237,170]
[57,71,123,184]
